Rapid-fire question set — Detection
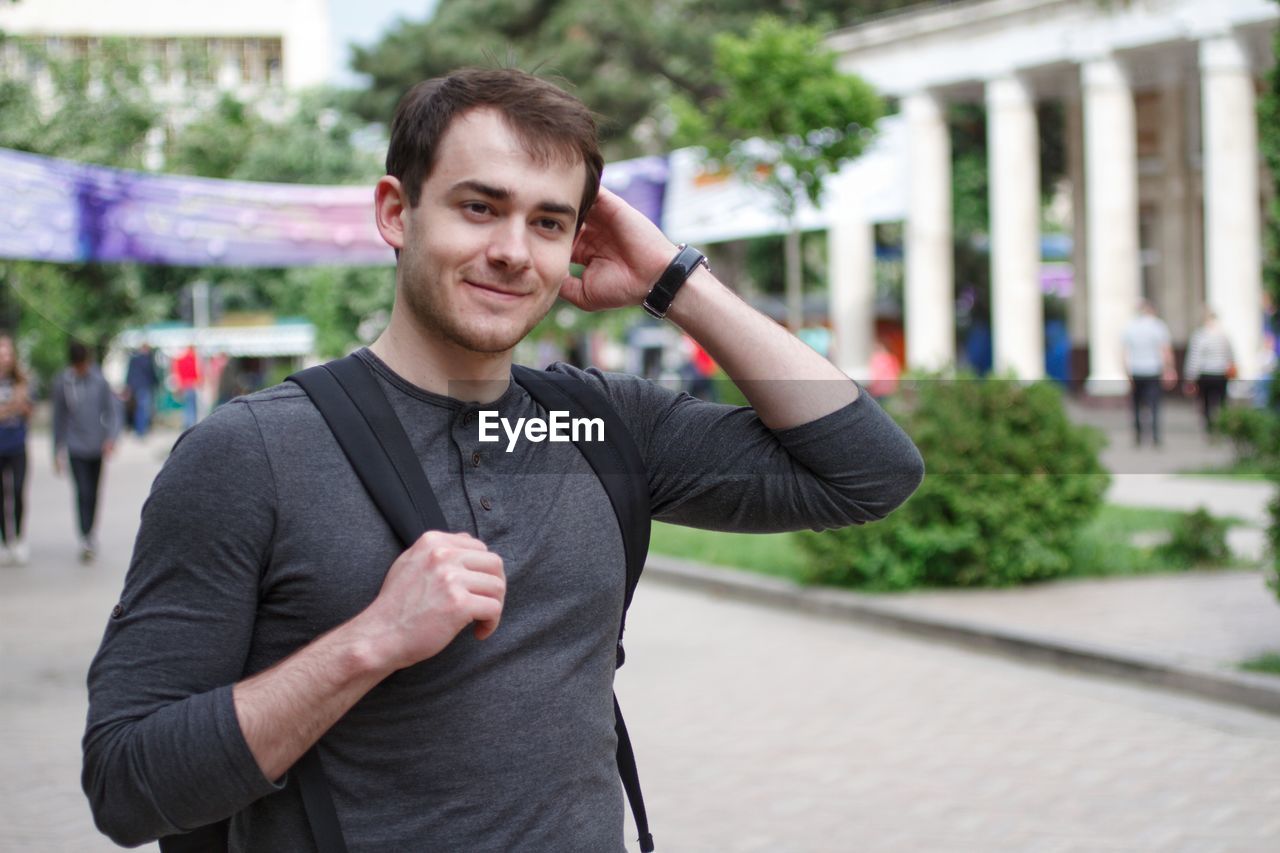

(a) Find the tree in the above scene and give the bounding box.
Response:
[0,37,166,382]
[349,0,935,158]
[668,17,883,328]
[164,88,390,359]
[0,35,391,384]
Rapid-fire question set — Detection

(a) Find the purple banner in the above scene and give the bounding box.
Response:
[0,148,667,268]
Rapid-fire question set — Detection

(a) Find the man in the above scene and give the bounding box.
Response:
[123,343,159,436]
[83,69,923,851]
[52,340,120,562]
[1122,300,1175,447]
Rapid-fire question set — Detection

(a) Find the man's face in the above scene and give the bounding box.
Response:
[394,108,585,357]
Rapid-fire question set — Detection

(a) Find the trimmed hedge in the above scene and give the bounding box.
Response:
[797,376,1109,590]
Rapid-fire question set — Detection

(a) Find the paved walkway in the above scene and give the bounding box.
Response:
[4,395,1280,851]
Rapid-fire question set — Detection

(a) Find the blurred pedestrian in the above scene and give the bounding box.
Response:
[1182,308,1234,437]
[52,341,121,563]
[123,343,158,437]
[171,345,201,429]
[1122,300,1176,447]
[0,334,31,565]
[868,339,902,398]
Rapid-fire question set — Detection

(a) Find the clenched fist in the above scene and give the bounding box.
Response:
[356,530,506,672]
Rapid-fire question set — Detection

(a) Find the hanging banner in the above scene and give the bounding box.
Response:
[0,148,667,268]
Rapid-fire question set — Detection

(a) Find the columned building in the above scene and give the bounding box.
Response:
[827,0,1277,388]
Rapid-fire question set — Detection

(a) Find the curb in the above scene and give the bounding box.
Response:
[643,554,1280,718]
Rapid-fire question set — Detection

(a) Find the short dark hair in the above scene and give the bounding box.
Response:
[385,68,603,230]
[69,340,89,366]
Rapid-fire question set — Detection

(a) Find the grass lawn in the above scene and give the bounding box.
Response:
[647,522,808,579]
[648,504,1243,584]
[1240,653,1280,677]
[1177,460,1272,482]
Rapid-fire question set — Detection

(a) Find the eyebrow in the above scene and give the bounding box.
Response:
[450,180,577,219]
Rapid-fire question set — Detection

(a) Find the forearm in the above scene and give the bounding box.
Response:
[233,616,394,781]
[665,268,858,430]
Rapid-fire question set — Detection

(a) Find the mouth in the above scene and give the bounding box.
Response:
[465,280,529,302]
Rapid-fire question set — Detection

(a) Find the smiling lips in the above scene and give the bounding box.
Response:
[466,279,529,300]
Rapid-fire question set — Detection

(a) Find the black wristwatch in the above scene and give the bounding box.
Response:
[642,244,709,320]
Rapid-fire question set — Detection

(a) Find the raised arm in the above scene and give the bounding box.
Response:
[561,189,922,531]
[564,188,856,429]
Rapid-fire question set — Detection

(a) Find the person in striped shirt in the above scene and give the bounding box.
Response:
[1182,308,1235,436]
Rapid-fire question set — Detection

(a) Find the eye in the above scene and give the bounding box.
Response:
[462,201,493,218]
[534,217,566,234]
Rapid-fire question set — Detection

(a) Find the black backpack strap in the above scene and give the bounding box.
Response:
[615,694,656,853]
[292,354,447,540]
[294,749,348,853]
[511,365,650,615]
[512,364,654,853]
[287,353,450,853]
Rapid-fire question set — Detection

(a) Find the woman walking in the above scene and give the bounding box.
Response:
[1183,309,1235,437]
[0,335,31,564]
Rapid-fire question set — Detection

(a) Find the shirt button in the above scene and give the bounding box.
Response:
[472,451,481,467]
[111,603,124,619]
[463,412,475,425]
[480,497,493,511]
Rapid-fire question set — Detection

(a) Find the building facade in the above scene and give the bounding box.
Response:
[0,0,330,101]
[826,0,1277,388]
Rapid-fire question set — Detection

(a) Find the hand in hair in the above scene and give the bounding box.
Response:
[561,188,677,313]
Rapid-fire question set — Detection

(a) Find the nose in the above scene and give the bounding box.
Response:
[486,219,531,271]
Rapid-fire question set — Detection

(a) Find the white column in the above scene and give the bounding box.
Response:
[1201,33,1263,380]
[828,196,876,378]
[1158,72,1193,342]
[904,90,954,372]
[1082,55,1141,395]
[1065,91,1089,353]
[986,73,1044,380]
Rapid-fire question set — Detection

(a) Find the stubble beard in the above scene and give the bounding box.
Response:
[401,268,553,356]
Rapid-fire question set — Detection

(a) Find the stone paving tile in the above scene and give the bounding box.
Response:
[618,583,1280,853]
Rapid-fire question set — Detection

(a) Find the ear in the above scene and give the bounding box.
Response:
[374,176,409,251]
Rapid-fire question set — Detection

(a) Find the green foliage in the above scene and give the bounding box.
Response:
[1154,508,1231,568]
[167,89,381,184]
[349,0,929,156]
[1258,5,1280,590]
[669,17,883,215]
[1240,652,1280,676]
[0,38,167,385]
[261,267,393,358]
[1216,405,1280,463]
[0,33,387,383]
[796,376,1110,589]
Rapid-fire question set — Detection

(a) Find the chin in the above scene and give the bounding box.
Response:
[448,316,541,355]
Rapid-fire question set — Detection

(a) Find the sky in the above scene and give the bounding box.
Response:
[327,0,439,85]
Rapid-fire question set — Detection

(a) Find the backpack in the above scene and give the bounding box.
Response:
[160,354,655,853]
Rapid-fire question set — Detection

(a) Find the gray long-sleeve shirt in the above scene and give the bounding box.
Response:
[83,349,923,851]
[52,365,121,459]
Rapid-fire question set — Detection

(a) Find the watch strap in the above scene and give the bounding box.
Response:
[642,244,708,319]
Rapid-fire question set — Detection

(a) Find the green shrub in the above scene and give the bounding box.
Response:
[1154,507,1230,567]
[796,375,1109,590]
[1216,406,1277,461]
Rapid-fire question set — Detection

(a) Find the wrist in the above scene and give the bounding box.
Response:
[641,244,709,319]
[331,615,400,682]
[662,265,720,328]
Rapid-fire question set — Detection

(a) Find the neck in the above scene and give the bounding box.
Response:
[369,307,511,404]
